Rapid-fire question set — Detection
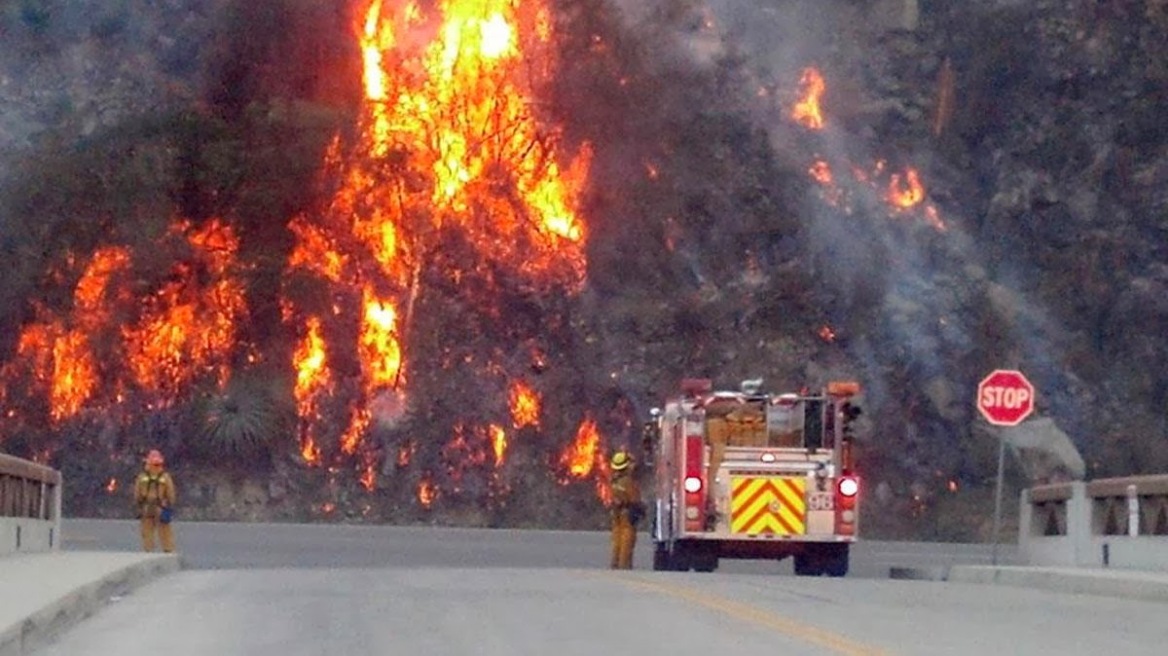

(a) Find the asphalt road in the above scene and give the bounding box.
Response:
[39,520,1168,655]
[34,565,1168,655]
[61,518,1015,575]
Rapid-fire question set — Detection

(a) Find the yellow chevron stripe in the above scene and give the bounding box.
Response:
[730,476,807,535]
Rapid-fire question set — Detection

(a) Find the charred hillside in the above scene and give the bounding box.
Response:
[0,0,1164,540]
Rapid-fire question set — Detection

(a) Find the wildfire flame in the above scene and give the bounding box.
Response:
[292,317,328,465]
[557,418,612,505]
[791,68,947,232]
[792,67,826,130]
[417,474,437,508]
[281,0,591,474]
[887,169,925,209]
[489,423,507,465]
[2,220,247,423]
[508,380,541,428]
[0,0,606,512]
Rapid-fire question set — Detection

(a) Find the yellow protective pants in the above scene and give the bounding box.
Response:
[140,515,176,553]
[610,514,636,569]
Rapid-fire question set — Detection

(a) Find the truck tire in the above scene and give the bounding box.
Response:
[793,553,817,576]
[793,544,850,577]
[823,544,849,578]
[653,543,672,571]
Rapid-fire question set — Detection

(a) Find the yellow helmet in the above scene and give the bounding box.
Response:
[610,450,633,471]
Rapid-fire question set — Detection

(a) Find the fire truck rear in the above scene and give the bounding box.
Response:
[644,378,862,575]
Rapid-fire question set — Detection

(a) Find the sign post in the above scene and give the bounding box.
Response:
[977,369,1036,565]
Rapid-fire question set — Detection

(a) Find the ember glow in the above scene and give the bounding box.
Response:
[818,325,837,343]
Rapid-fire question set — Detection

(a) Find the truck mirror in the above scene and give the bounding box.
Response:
[641,419,660,458]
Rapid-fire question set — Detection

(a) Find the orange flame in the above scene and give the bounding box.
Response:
[417,475,437,507]
[355,0,590,269]
[292,317,328,465]
[792,67,826,130]
[887,169,925,209]
[508,380,541,428]
[280,0,591,472]
[124,220,247,401]
[560,417,602,478]
[105,477,117,493]
[489,423,507,466]
[4,220,246,422]
[359,460,377,491]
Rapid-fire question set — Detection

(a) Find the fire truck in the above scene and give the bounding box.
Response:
[643,378,862,576]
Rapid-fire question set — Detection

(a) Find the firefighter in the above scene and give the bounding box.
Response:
[134,449,177,553]
[609,449,644,570]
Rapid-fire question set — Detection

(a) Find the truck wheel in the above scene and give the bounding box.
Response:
[690,543,718,572]
[693,554,719,572]
[652,543,672,571]
[793,553,818,576]
[823,544,849,578]
[668,542,694,571]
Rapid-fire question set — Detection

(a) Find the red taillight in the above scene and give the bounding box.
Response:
[838,476,859,498]
[835,475,859,536]
[684,435,703,480]
[684,435,705,530]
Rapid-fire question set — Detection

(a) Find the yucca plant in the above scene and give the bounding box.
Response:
[200,376,289,459]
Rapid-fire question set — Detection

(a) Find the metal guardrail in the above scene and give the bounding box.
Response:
[0,453,63,554]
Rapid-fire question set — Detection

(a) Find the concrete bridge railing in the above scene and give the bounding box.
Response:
[1019,474,1168,571]
[0,453,62,555]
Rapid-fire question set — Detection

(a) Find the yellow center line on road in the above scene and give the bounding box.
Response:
[599,573,891,656]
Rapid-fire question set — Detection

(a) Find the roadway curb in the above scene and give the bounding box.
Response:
[947,565,1168,603]
[0,554,181,656]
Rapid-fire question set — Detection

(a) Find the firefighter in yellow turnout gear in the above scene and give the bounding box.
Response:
[135,449,177,553]
[609,450,644,569]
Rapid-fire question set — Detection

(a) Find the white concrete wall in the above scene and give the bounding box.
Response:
[0,517,59,555]
[1020,482,1168,571]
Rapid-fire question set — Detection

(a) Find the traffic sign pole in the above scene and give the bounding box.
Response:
[977,369,1036,565]
[992,436,1005,565]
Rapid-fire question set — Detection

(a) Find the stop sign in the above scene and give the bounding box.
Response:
[977,369,1035,426]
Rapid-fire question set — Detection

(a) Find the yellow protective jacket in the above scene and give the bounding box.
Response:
[610,472,643,520]
[134,470,176,518]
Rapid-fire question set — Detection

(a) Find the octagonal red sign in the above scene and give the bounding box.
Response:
[977,369,1035,426]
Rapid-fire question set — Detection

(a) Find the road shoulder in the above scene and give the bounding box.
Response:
[0,552,180,656]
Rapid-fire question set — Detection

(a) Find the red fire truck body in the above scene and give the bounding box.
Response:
[645,379,861,575]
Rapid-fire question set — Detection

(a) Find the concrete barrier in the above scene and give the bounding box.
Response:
[1019,475,1168,571]
[0,454,62,555]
